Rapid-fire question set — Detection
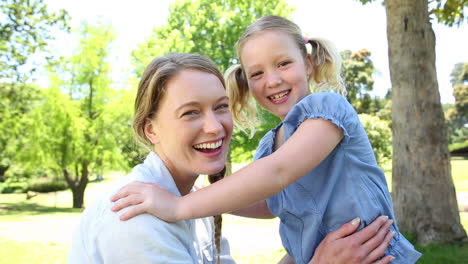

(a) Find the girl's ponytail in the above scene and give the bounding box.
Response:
[306,38,346,95]
[225,64,258,135]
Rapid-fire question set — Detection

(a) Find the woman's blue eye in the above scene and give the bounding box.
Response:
[216,104,229,110]
[182,110,198,116]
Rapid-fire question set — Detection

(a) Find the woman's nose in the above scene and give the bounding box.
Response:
[203,112,223,134]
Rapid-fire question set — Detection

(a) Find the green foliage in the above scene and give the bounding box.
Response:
[0,180,28,194]
[414,240,468,263]
[0,0,68,183]
[131,0,294,76]
[449,140,468,152]
[341,49,375,104]
[0,83,43,181]
[359,114,393,165]
[356,0,467,26]
[446,63,468,144]
[17,22,132,207]
[0,0,69,81]
[231,107,280,163]
[430,0,468,26]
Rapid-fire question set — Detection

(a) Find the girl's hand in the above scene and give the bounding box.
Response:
[309,216,395,264]
[110,181,181,222]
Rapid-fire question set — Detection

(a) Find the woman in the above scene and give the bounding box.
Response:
[69,53,394,264]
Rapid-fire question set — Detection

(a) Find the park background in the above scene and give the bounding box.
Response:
[0,0,467,263]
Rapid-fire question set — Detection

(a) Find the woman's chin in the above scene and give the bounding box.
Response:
[201,163,226,176]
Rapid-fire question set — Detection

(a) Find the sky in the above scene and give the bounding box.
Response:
[44,0,468,104]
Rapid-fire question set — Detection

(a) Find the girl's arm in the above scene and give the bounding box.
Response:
[111,118,342,222]
[230,200,275,219]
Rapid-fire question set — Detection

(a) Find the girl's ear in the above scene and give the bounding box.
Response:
[144,118,160,144]
[305,54,314,77]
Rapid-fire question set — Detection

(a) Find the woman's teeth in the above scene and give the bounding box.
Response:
[269,91,289,101]
[193,140,223,150]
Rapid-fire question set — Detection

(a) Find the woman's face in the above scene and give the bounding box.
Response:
[241,30,312,120]
[146,69,233,188]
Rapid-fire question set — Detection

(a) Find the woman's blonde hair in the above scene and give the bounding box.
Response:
[226,15,346,132]
[133,53,225,263]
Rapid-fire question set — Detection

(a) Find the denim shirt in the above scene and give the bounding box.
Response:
[68,152,235,264]
[254,93,421,264]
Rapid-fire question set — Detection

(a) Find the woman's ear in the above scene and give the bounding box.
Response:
[144,118,160,144]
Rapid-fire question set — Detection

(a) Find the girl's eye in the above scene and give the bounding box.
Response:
[279,61,291,67]
[250,71,263,78]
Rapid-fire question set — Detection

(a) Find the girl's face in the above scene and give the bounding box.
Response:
[146,69,233,191]
[241,30,312,120]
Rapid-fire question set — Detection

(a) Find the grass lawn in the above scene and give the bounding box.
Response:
[1,160,467,263]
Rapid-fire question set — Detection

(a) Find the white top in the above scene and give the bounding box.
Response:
[68,152,235,264]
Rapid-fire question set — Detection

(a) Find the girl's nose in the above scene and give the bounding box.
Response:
[266,71,282,88]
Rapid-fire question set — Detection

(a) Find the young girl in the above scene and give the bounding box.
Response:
[111,16,421,263]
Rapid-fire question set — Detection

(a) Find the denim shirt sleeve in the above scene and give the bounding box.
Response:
[253,130,275,161]
[282,92,358,143]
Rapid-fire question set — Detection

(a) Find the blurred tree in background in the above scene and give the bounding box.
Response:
[43,23,128,208]
[0,0,69,183]
[0,0,69,81]
[341,49,374,105]
[446,62,468,145]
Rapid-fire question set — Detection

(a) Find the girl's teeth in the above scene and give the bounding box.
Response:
[270,91,289,101]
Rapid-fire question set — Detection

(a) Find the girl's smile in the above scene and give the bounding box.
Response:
[268,89,291,104]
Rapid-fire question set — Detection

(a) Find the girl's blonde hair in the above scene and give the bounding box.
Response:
[133,53,225,263]
[226,15,346,132]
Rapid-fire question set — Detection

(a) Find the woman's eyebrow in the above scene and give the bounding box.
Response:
[175,96,229,112]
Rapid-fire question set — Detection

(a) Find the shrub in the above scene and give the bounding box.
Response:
[27,177,68,193]
[0,181,28,194]
[359,114,393,166]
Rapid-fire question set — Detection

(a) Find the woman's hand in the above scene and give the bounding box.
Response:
[309,216,395,264]
[110,181,181,222]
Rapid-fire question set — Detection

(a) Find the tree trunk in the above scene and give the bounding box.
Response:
[0,165,9,182]
[385,0,466,244]
[63,163,89,208]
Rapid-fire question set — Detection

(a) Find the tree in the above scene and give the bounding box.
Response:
[341,49,375,104]
[357,0,467,244]
[359,114,392,165]
[0,0,69,81]
[43,23,126,208]
[0,0,69,182]
[0,82,42,182]
[131,0,294,168]
[447,62,468,144]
